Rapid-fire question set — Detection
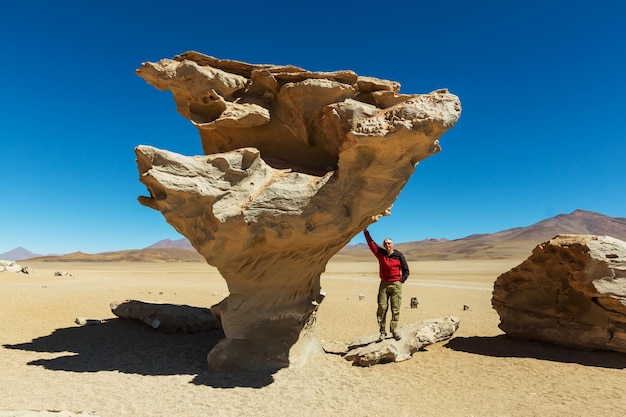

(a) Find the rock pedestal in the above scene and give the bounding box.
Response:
[492,234,626,353]
[135,52,461,370]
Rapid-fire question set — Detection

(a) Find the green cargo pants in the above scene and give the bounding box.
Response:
[377,281,402,334]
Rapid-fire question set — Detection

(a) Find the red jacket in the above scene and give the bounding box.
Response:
[365,230,410,283]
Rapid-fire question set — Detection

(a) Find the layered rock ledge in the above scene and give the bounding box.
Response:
[135,51,461,370]
[492,234,626,353]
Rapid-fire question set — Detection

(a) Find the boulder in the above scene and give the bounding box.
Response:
[344,317,460,366]
[492,234,626,353]
[135,52,461,370]
[75,317,105,326]
[0,260,32,273]
[110,300,221,334]
[3,262,23,273]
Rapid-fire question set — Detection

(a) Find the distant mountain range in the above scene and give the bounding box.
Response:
[3,209,625,262]
[0,247,44,261]
[145,238,195,250]
[0,241,201,262]
[335,209,626,261]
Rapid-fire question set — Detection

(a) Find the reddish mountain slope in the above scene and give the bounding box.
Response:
[335,209,626,261]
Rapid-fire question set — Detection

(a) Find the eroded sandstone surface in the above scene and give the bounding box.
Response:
[134,51,461,370]
[492,234,626,353]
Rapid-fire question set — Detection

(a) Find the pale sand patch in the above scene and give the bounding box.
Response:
[1,260,625,417]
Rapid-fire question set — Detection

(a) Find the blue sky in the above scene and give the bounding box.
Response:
[1,1,624,255]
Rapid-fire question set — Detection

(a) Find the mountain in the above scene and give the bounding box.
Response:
[25,248,204,263]
[145,238,194,250]
[21,238,199,262]
[334,209,626,261]
[16,209,626,262]
[0,247,43,261]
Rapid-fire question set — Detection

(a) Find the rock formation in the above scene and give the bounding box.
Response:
[492,234,626,353]
[0,260,33,274]
[134,51,461,370]
[343,316,460,366]
[111,300,220,333]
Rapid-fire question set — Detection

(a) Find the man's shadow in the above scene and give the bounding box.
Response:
[445,335,626,369]
[3,318,274,388]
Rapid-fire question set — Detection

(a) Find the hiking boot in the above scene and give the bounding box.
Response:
[378,332,386,342]
[392,332,402,341]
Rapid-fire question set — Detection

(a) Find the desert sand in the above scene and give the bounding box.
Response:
[1,259,625,417]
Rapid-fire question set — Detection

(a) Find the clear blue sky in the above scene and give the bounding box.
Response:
[1,1,624,255]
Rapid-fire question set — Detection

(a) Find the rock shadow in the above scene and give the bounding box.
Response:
[444,335,626,369]
[3,318,274,388]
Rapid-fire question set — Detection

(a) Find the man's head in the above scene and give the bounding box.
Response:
[383,238,394,254]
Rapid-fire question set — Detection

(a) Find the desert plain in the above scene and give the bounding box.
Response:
[1,258,625,417]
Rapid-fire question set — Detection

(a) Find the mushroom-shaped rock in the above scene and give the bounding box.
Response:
[492,234,626,353]
[135,52,461,371]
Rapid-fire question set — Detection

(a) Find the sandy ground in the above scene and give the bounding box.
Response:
[1,259,625,417]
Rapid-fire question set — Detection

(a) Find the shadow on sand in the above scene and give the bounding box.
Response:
[3,318,275,388]
[445,335,626,369]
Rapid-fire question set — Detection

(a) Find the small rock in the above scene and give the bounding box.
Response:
[5,264,23,273]
[320,339,349,355]
[75,317,104,326]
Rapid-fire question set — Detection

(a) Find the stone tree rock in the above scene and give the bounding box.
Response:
[492,234,626,353]
[134,51,461,371]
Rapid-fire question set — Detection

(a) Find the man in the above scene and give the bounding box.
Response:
[364,228,410,341]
